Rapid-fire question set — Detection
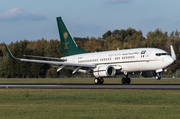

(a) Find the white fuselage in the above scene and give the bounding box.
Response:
[63,48,174,73]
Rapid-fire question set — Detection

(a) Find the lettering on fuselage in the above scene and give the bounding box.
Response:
[78,57,82,59]
[108,52,140,57]
[108,53,121,57]
[122,52,139,55]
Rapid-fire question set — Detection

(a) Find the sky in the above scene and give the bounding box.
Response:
[1,0,180,44]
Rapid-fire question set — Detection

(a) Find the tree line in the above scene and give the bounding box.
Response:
[0,28,180,78]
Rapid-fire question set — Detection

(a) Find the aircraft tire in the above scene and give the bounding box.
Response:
[94,78,99,84]
[99,78,104,84]
[126,78,131,84]
[122,77,126,84]
[156,76,161,80]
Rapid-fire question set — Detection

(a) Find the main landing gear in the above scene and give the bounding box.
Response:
[156,72,161,80]
[94,78,104,84]
[121,75,131,84]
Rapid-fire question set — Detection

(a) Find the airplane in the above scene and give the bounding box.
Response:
[4,17,177,84]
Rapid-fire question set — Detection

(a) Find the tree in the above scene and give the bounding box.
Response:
[46,67,57,78]
[102,30,112,40]
[83,37,103,52]
[45,39,61,57]
[74,37,89,49]
[0,49,2,57]
[175,30,180,37]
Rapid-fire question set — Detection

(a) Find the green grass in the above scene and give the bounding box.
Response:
[0,78,180,119]
[0,78,180,84]
[0,89,180,119]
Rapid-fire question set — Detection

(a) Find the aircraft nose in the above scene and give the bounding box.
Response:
[166,56,174,65]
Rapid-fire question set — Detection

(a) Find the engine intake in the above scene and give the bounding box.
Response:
[93,65,116,78]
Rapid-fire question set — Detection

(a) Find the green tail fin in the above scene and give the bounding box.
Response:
[56,17,89,57]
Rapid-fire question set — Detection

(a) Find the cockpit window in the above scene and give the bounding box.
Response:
[156,53,169,56]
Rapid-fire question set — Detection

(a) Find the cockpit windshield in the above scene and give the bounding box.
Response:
[155,53,169,56]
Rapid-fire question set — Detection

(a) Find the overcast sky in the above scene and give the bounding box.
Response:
[1,0,180,44]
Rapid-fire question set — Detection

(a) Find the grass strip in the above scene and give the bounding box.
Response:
[0,89,180,119]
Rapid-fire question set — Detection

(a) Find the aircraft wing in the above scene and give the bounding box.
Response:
[4,44,96,72]
[19,59,95,67]
[23,55,67,61]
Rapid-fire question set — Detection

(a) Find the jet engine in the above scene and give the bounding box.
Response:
[141,71,157,77]
[93,65,116,78]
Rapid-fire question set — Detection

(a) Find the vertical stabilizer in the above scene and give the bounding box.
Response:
[56,17,89,57]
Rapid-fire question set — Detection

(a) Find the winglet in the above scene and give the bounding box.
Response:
[4,44,17,60]
[170,45,176,61]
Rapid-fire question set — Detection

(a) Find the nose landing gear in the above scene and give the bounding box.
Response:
[156,75,161,80]
[156,72,161,80]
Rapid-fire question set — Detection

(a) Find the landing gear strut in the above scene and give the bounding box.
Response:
[156,72,161,80]
[94,78,104,84]
[121,74,131,84]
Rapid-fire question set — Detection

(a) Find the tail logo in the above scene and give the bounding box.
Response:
[63,32,69,49]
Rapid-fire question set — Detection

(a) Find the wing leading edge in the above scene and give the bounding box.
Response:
[23,55,67,61]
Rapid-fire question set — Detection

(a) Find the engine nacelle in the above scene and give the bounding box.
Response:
[93,65,116,78]
[141,71,157,77]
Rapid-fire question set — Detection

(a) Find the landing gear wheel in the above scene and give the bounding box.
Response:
[99,78,104,84]
[121,77,131,84]
[156,75,161,80]
[122,77,126,84]
[94,78,99,84]
[94,78,104,84]
[126,78,131,84]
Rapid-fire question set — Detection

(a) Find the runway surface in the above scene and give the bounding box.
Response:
[0,84,180,89]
